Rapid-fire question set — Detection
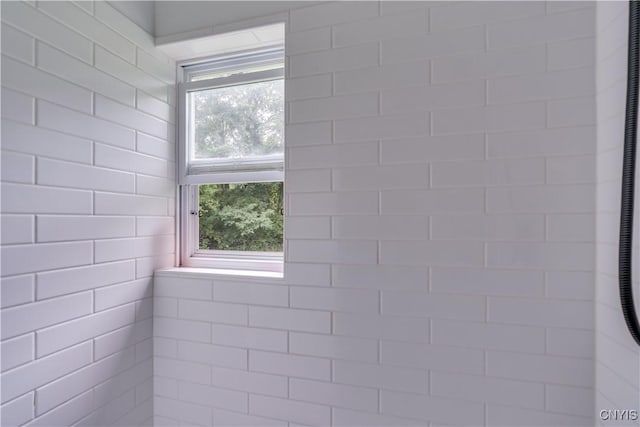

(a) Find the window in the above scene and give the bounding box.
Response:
[178,46,285,273]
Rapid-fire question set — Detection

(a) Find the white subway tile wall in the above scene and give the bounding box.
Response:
[154,1,598,426]
[0,1,175,425]
[595,2,640,426]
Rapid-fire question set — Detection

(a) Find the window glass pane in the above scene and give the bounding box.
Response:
[189,79,284,161]
[198,182,283,252]
[189,63,283,82]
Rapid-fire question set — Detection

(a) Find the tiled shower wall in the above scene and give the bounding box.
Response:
[595,2,640,425]
[0,1,175,425]
[154,2,599,426]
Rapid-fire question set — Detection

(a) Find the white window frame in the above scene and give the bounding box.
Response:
[177,47,285,273]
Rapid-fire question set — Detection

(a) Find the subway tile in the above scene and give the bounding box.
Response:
[430,214,545,242]
[486,242,594,271]
[212,325,287,353]
[136,174,173,197]
[155,276,212,300]
[289,142,378,169]
[249,350,330,381]
[154,396,211,426]
[548,96,596,129]
[546,384,593,417]
[381,25,485,63]
[136,216,174,236]
[488,127,595,158]
[37,43,134,106]
[178,340,247,370]
[94,318,152,360]
[38,158,135,193]
[488,8,595,49]
[1,241,93,277]
[431,158,545,188]
[289,43,379,77]
[0,392,34,427]
[488,296,593,329]
[487,185,594,213]
[332,407,423,426]
[94,235,173,262]
[284,263,331,287]
[335,58,430,95]
[94,1,156,51]
[38,100,135,149]
[488,69,594,105]
[2,1,92,63]
[430,1,544,31]
[38,1,135,62]
[285,216,331,239]
[288,240,378,264]
[178,382,248,414]
[333,164,429,191]
[1,88,34,124]
[212,409,287,427]
[178,299,247,326]
[335,112,428,142]
[249,395,330,426]
[381,340,484,374]
[432,44,546,84]
[290,287,379,313]
[290,332,378,362]
[31,389,95,427]
[290,378,377,412]
[37,304,135,357]
[96,95,169,140]
[137,132,175,160]
[1,23,34,64]
[153,317,210,343]
[547,214,595,242]
[380,240,484,267]
[431,319,545,353]
[334,360,428,394]
[213,281,288,307]
[382,290,485,321]
[95,46,167,102]
[1,341,92,404]
[332,264,428,291]
[285,121,332,146]
[35,347,135,415]
[1,275,35,308]
[546,271,594,301]
[136,49,175,84]
[95,143,167,177]
[547,154,595,185]
[381,80,485,114]
[381,188,484,214]
[431,371,545,409]
[94,192,167,216]
[1,214,34,244]
[37,215,135,242]
[430,267,545,297]
[290,2,378,32]
[548,37,595,71]
[334,10,428,48]
[1,333,34,372]
[380,134,485,164]
[285,74,332,101]
[286,27,330,56]
[154,357,211,385]
[290,92,378,123]
[333,215,428,240]
[249,306,331,333]
[37,260,135,300]
[137,90,173,123]
[1,183,92,215]
[380,389,485,425]
[210,365,288,397]
[486,351,593,387]
[290,192,379,216]
[94,278,152,311]
[334,313,429,342]
[0,120,92,164]
[486,404,592,426]
[432,102,546,135]
[547,328,594,358]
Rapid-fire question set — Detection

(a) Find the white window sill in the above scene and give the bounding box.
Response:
[154,267,284,281]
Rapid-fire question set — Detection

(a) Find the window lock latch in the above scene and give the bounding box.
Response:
[190,210,201,216]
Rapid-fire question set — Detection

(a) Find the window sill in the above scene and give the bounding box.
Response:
[155,266,284,280]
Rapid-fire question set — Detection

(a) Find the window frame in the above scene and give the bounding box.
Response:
[177,47,285,274]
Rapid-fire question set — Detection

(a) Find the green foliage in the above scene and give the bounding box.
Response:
[199,182,283,252]
[192,79,284,160]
